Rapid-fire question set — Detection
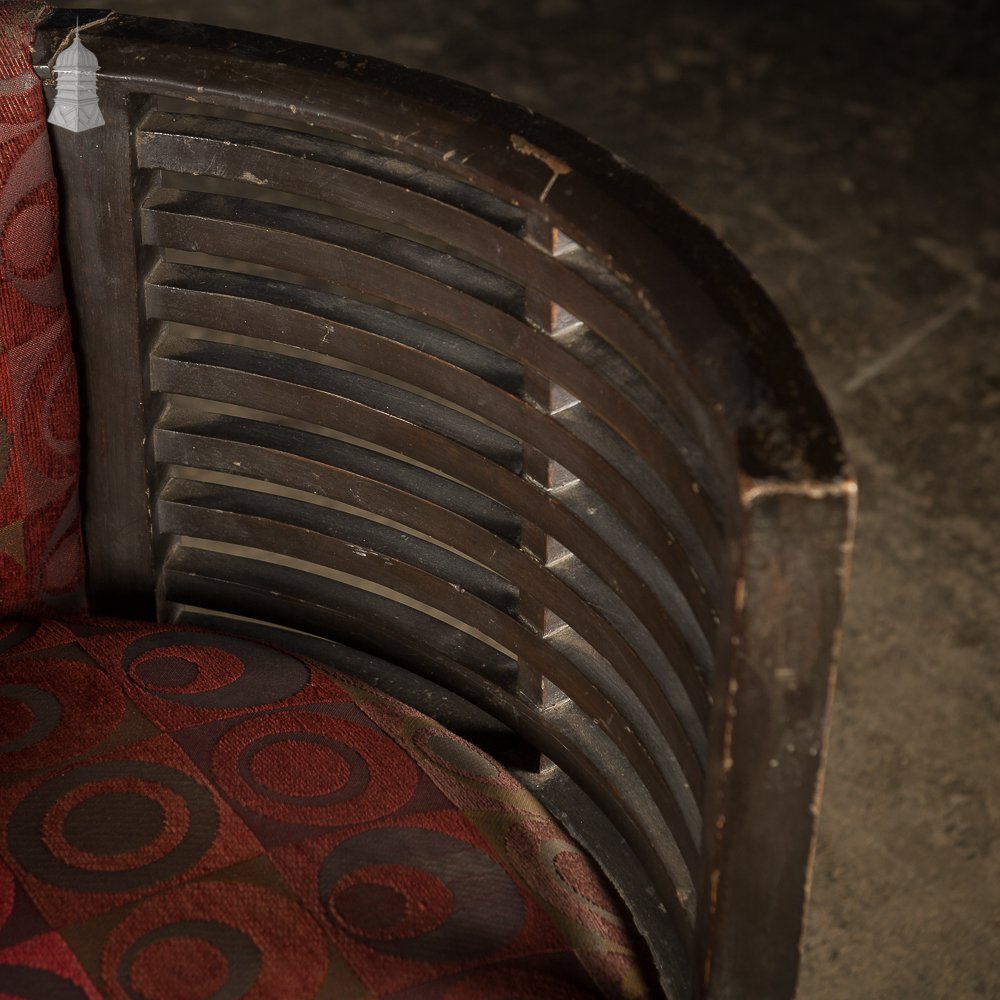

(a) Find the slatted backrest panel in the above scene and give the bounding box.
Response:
[135,99,720,968]
[38,12,854,999]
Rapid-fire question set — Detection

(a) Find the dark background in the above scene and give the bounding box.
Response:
[50,2,1000,996]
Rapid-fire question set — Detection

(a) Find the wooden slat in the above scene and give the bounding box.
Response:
[141,197,728,565]
[154,412,709,736]
[160,537,701,873]
[145,265,721,637]
[150,261,523,390]
[151,356,715,725]
[156,482,705,850]
[145,189,524,313]
[136,109,731,501]
[139,110,527,232]
[155,408,520,539]
[163,543,516,692]
[159,477,516,610]
[155,332,521,468]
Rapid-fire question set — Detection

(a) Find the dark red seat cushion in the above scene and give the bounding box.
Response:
[0,618,648,998]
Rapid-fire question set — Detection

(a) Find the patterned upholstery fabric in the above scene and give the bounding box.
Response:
[0,618,648,998]
[0,2,87,619]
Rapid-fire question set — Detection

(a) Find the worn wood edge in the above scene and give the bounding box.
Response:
[698,474,858,999]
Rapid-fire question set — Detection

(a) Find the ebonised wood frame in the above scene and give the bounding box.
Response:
[33,9,856,997]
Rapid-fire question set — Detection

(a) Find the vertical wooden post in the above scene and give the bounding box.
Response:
[42,60,157,617]
[698,480,856,999]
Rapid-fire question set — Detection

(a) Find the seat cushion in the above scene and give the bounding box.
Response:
[0,617,650,998]
[0,2,86,619]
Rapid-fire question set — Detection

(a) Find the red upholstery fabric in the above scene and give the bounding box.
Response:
[0,2,86,619]
[0,618,649,998]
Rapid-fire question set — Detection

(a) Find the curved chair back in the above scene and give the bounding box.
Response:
[34,10,856,997]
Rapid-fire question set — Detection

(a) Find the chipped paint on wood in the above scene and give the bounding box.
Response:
[510,133,571,201]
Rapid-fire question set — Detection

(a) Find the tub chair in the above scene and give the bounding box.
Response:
[0,4,856,997]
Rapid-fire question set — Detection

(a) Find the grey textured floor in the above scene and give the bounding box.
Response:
[52,1,1000,996]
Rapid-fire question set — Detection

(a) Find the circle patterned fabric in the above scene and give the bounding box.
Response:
[0,2,87,619]
[0,618,652,998]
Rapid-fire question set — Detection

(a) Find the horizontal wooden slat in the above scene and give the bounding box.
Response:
[155,407,520,538]
[144,188,524,313]
[139,110,527,232]
[160,537,701,872]
[160,477,516,610]
[137,110,731,504]
[151,359,715,723]
[141,197,728,564]
[155,331,521,468]
[154,411,710,734]
[158,487,526,657]
[150,261,523,390]
[146,264,721,638]
[163,543,517,693]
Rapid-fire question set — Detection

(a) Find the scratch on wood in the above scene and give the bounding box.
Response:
[48,11,118,69]
[510,133,570,202]
[721,675,738,773]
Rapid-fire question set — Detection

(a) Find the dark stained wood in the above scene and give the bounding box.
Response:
[134,109,731,489]
[697,483,856,999]
[42,78,156,618]
[153,407,522,539]
[137,111,528,246]
[155,478,705,855]
[34,9,856,999]
[150,337,715,725]
[154,418,708,743]
[140,190,730,568]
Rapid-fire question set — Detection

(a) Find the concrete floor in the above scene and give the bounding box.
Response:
[51,1,1000,996]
